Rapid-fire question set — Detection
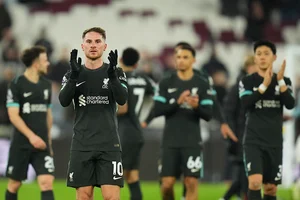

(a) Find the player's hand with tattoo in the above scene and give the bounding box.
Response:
[70,49,82,79]
[177,90,190,104]
[107,49,118,79]
[185,94,199,109]
[29,134,47,150]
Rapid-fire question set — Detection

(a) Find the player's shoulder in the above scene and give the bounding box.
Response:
[10,75,24,86]
[40,76,52,85]
[241,72,256,83]
[159,72,175,85]
[193,71,209,84]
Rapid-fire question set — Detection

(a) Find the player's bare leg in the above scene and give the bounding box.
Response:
[76,186,94,200]
[37,174,55,200]
[124,170,142,200]
[101,185,120,200]
[248,174,263,200]
[184,177,198,200]
[161,177,176,200]
[6,178,21,200]
[263,183,277,200]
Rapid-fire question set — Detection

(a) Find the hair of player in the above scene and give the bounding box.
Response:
[175,41,192,48]
[82,27,106,40]
[243,55,255,70]
[253,40,276,55]
[21,46,46,68]
[178,44,196,57]
[122,47,140,66]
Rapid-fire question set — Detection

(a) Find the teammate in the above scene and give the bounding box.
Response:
[150,45,213,200]
[59,27,128,200]
[117,47,155,200]
[240,40,295,200]
[5,46,55,200]
[220,55,257,200]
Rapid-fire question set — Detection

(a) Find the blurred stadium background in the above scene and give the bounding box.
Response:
[0,0,300,199]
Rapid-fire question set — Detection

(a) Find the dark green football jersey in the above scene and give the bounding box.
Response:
[240,73,295,147]
[117,71,155,144]
[60,64,128,151]
[6,75,52,149]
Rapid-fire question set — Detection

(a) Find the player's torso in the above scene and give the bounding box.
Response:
[9,76,50,146]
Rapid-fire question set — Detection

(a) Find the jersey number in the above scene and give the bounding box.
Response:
[112,161,123,176]
[44,156,55,172]
[133,88,145,114]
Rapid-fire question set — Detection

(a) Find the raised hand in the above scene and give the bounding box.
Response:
[277,60,286,81]
[107,50,118,79]
[177,90,190,104]
[185,95,199,109]
[70,49,82,79]
[263,65,273,87]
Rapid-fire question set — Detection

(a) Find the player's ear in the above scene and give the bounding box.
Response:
[273,55,277,62]
[81,43,84,51]
[104,43,107,51]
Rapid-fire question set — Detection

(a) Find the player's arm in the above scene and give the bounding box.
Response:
[239,77,261,108]
[193,82,214,121]
[117,103,128,115]
[223,84,238,130]
[58,71,76,107]
[47,108,53,155]
[279,78,295,109]
[110,67,128,106]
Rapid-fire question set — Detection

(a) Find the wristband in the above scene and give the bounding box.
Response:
[259,84,267,92]
[278,79,286,87]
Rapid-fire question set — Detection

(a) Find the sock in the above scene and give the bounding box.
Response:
[248,189,262,200]
[263,195,276,200]
[5,190,17,200]
[182,184,186,197]
[128,181,142,200]
[41,190,54,200]
[223,181,240,199]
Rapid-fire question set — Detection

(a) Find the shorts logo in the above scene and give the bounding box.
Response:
[8,166,13,174]
[113,176,122,180]
[275,165,282,181]
[247,162,251,172]
[112,161,123,181]
[69,172,74,182]
[102,78,109,89]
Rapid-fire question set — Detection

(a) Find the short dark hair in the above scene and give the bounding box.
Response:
[82,27,106,40]
[122,47,140,66]
[21,46,46,67]
[253,40,276,55]
[175,41,192,48]
[177,44,196,57]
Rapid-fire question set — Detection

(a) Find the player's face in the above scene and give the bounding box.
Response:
[37,53,50,75]
[81,31,107,61]
[254,46,276,70]
[175,49,195,71]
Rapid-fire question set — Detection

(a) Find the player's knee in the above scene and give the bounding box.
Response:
[76,190,93,200]
[184,177,198,191]
[249,180,262,190]
[161,179,175,192]
[38,178,53,191]
[264,184,277,196]
[7,179,22,192]
[102,193,120,200]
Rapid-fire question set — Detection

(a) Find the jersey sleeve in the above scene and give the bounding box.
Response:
[195,81,213,121]
[59,70,76,107]
[116,67,128,90]
[223,83,239,131]
[6,79,20,108]
[239,76,262,109]
[151,79,179,117]
[48,83,52,108]
[110,67,128,105]
[280,77,295,109]
[144,76,156,96]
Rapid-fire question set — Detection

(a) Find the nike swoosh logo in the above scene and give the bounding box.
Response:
[191,168,200,173]
[253,87,258,91]
[113,176,122,180]
[168,88,177,93]
[24,92,32,97]
[76,81,86,87]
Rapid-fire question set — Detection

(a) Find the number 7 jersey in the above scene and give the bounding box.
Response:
[117,71,155,144]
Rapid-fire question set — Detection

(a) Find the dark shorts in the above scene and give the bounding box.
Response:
[67,150,124,188]
[159,147,203,178]
[243,144,282,185]
[6,147,54,181]
[122,143,143,170]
